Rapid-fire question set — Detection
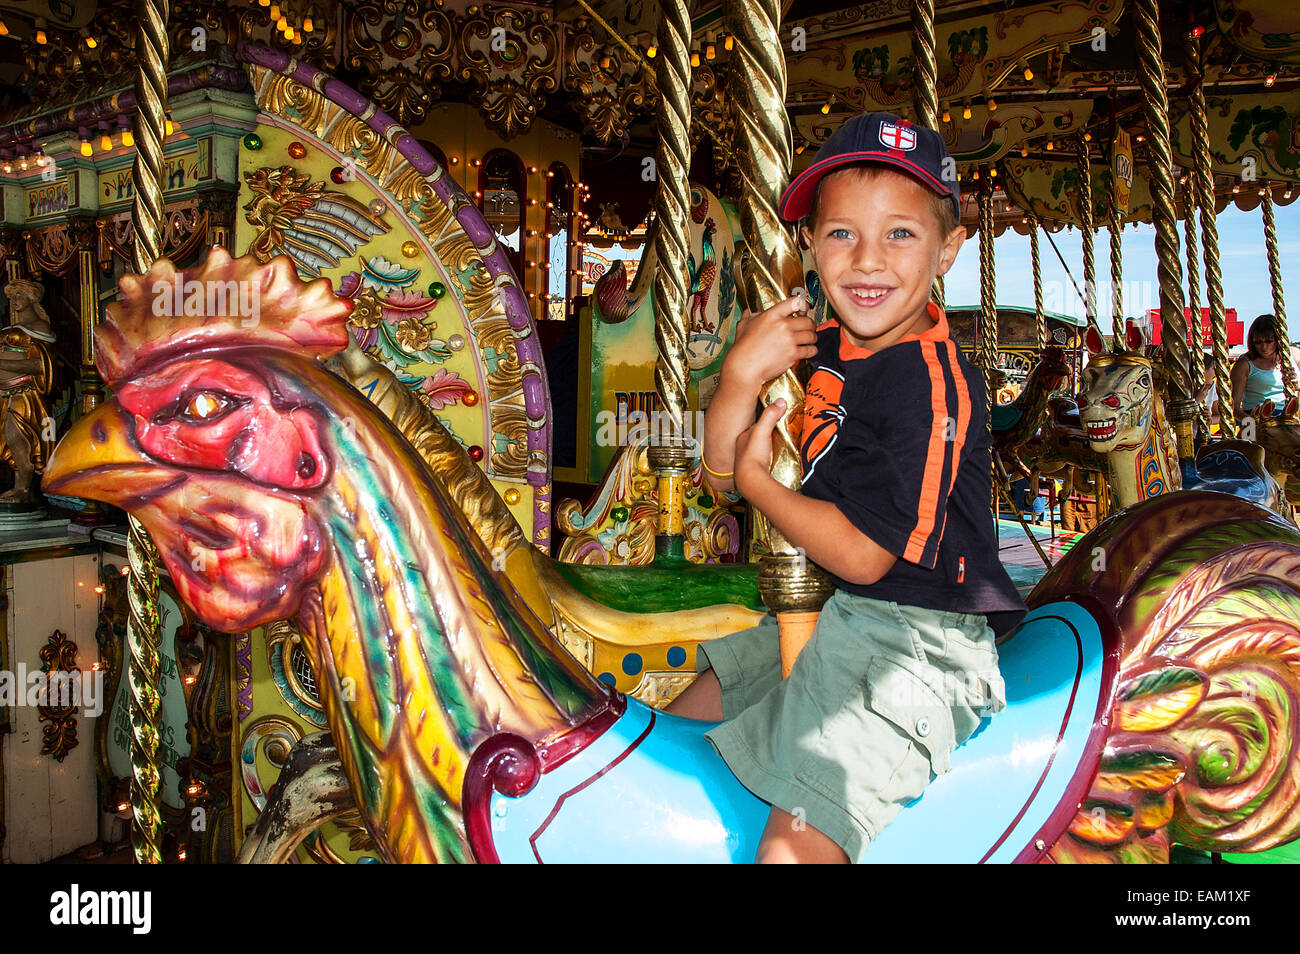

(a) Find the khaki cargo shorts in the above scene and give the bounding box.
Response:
[697,589,1006,861]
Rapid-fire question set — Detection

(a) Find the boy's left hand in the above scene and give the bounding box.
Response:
[733,399,787,497]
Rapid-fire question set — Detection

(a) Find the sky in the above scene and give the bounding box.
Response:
[943,199,1300,341]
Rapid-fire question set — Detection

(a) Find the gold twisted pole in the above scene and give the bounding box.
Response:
[1135,0,1190,404]
[1135,0,1195,478]
[126,0,170,865]
[1108,165,1125,344]
[1261,186,1298,407]
[1184,190,1205,395]
[978,174,1000,519]
[910,0,944,308]
[1076,136,1099,338]
[1030,215,1046,352]
[978,173,997,431]
[651,0,692,433]
[1184,33,1231,435]
[725,0,831,674]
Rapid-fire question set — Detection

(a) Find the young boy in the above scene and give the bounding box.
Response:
[668,112,1027,863]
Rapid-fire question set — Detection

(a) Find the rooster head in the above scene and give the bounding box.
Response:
[44,247,353,632]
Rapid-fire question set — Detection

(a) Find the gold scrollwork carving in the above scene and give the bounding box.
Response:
[456,6,560,140]
[37,630,80,762]
[562,21,655,144]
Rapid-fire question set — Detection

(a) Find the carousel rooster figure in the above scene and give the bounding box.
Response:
[44,249,1300,863]
[686,217,718,335]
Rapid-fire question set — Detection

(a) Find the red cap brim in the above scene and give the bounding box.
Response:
[779,151,958,222]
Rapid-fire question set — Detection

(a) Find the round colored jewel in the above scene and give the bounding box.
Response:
[329,166,346,184]
[427,281,446,299]
[401,240,419,258]
[462,390,479,406]
[448,334,465,351]
[369,199,386,216]
[242,133,263,150]
[698,495,713,508]
[468,445,484,462]
[611,506,630,523]
[287,141,307,159]
[504,488,521,505]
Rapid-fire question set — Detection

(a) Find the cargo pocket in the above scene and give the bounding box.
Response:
[865,655,957,775]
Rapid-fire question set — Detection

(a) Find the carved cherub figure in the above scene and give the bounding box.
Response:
[0,279,56,503]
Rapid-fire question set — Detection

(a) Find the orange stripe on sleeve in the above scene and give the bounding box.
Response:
[904,342,953,564]
[940,342,972,498]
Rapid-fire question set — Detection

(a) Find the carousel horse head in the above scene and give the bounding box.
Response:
[1075,324,1160,454]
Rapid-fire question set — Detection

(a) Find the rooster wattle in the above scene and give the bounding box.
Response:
[44,249,1300,863]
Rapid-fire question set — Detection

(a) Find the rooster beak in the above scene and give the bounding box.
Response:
[43,400,181,507]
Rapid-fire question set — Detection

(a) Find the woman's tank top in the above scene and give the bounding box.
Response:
[1242,357,1289,409]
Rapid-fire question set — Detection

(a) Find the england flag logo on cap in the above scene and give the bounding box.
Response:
[878,121,916,151]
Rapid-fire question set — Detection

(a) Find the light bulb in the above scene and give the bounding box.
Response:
[85,36,97,49]
[304,17,313,32]
[269,4,280,19]
[962,105,972,119]
[821,102,831,115]
[1020,145,1028,157]
[1023,66,1033,81]
[705,43,715,60]
[100,133,113,151]
[941,108,950,122]
[80,139,92,157]
[724,34,734,51]
[0,18,8,36]
[690,51,699,67]
[165,119,174,135]
[1266,74,1276,87]
[1045,140,1054,151]
[35,29,47,44]
[646,44,657,58]
[123,128,134,147]
[1,162,10,174]
[18,157,26,170]
[988,99,997,112]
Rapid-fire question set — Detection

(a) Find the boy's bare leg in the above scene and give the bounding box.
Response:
[756,808,849,864]
[664,669,723,721]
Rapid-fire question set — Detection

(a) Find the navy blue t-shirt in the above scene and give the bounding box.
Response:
[800,304,1027,637]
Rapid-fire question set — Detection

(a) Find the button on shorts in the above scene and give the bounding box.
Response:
[697,589,1006,861]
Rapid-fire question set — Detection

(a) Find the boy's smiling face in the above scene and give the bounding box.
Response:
[802,166,965,352]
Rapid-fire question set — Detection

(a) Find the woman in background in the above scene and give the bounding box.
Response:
[1230,315,1300,422]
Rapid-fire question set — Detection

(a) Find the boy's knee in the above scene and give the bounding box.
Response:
[665,669,723,721]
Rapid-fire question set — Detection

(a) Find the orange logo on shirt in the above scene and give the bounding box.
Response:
[802,367,846,479]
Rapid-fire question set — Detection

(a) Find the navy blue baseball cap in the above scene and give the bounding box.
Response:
[779,111,960,222]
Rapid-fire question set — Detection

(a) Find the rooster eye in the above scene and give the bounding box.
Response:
[162,390,242,424]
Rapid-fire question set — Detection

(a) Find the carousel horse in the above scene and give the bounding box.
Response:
[1246,395,1300,497]
[991,345,1072,483]
[1076,326,1290,517]
[44,251,1300,863]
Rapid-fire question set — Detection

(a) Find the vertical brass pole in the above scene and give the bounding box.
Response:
[1184,191,1205,397]
[978,173,998,521]
[1185,33,1231,437]
[651,0,692,434]
[1030,215,1046,353]
[725,0,832,674]
[1135,0,1195,467]
[125,0,171,865]
[910,0,944,308]
[1076,136,1099,339]
[1108,163,1125,344]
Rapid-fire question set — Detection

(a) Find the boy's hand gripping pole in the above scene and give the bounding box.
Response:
[753,287,834,677]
